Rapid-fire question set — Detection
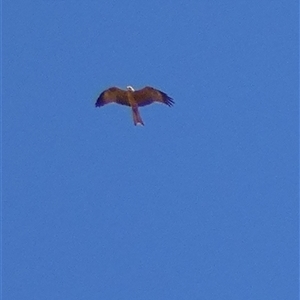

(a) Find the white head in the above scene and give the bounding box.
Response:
[126,85,135,92]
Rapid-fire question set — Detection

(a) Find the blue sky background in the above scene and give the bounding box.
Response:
[3,1,298,299]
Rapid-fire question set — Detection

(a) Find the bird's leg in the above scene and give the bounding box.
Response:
[131,105,144,126]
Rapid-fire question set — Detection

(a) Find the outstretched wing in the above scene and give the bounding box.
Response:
[133,86,174,107]
[95,87,130,107]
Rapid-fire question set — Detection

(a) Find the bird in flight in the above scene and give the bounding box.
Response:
[95,86,174,125]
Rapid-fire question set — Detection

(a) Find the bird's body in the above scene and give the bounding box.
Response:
[95,86,174,125]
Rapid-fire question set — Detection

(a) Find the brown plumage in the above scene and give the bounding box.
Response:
[95,86,174,125]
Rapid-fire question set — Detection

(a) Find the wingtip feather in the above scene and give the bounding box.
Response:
[163,93,175,107]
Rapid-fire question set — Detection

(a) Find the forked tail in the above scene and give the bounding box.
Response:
[132,106,144,126]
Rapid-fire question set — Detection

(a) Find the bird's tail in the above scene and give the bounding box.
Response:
[132,106,144,126]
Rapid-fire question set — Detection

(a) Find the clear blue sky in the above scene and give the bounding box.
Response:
[3,1,298,299]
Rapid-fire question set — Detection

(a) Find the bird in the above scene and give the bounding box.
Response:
[95,86,174,125]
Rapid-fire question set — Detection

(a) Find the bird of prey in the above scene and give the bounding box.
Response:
[95,86,174,125]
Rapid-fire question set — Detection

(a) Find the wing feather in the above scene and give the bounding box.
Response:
[133,86,174,107]
[95,87,130,107]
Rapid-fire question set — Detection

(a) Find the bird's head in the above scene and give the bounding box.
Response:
[126,85,135,92]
